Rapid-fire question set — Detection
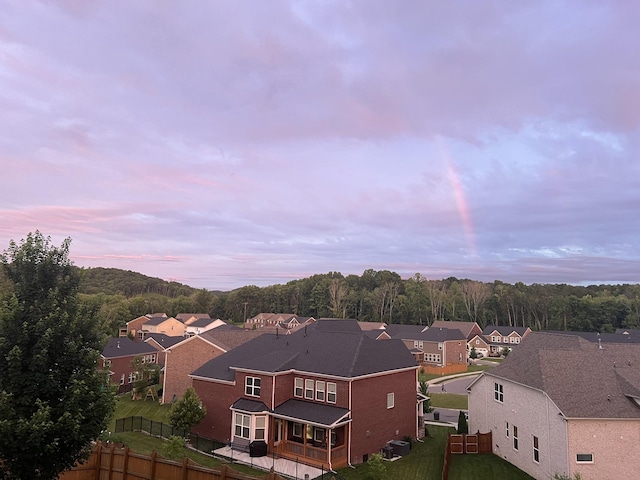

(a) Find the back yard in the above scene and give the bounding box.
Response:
[108,392,533,479]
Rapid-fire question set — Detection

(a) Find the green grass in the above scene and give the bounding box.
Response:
[337,426,452,480]
[107,392,172,432]
[447,452,535,480]
[429,393,468,410]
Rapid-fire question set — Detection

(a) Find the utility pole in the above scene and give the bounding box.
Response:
[243,302,248,324]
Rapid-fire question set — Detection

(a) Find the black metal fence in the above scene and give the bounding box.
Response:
[114,416,226,454]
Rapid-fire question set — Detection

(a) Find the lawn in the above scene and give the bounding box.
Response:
[335,426,534,480]
[107,392,172,432]
[429,393,468,410]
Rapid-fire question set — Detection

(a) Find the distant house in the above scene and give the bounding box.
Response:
[119,313,168,339]
[430,320,482,341]
[482,325,532,356]
[101,337,160,394]
[161,328,266,404]
[184,317,227,337]
[143,333,184,367]
[140,316,185,339]
[384,324,467,372]
[190,319,421,469]
[467,334,491,357]
[176,313,211,325]
[468,332,640,480]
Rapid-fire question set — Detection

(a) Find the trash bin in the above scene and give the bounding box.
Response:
[249,440,268,457]
[433,411,440,421]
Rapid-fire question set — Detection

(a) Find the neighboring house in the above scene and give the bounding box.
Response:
[467,332,640,480]
[190,319,420,469]
[384,324,467,369]
[101,337,160,394]
[482,325,532,355]
[184,317,227,337]
[144,333,184,367]
[140,316,185,339]
[176,313,211,325]
[467,334,491,357]
[161,328,266,404]
[431,320,482,341]
[119,313,168,339]
[357,321,387,331]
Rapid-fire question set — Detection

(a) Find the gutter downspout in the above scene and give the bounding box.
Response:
[161,349,169,404]
[348,379,353,467]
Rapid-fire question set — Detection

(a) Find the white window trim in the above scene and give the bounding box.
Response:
[245,376,261,397]
[327,382,337,404]
[234,413,250,440]
[387,392,395,409]
[513,425,519,451]
[533,435,539,464]
[316,380,325,402]
[494,382,504,403]
[254,415,266,441]
[304,379,314,399]
[576,453,594,464]
[294,378,303,398]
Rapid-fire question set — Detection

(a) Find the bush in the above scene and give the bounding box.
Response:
[365,453,387,480]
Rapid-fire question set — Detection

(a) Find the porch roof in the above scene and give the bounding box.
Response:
[272,399,351,428]
[230,398,270,414]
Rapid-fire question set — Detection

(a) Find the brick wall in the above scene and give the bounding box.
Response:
[162,337,225,404]
[350,368,417,464]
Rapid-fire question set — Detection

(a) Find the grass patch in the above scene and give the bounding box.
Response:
[108,393,172,432]
[430,393,468,410]
[336,425,453,480]
[447,452,535,480]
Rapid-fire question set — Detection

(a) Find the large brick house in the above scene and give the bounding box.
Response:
[101,337,160,394]
[468,332,640,480]
[190,319,420,470]
[161,327,266,404]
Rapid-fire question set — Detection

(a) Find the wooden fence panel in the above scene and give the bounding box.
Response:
[449,434,464,454]
[477,431,492,454]
[59,443,286,480]
[464,434,478,454]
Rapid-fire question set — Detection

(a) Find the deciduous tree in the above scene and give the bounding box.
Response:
[0,232,115,479]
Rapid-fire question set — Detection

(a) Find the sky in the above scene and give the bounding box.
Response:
[1,1,640,291]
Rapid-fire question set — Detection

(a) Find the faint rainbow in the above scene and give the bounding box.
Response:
[437,140,477,257]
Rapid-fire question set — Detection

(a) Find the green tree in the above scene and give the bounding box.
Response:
[169,387,206,435]
[365,452,387,480]
[457,410,468,434]
[0,232,115,479]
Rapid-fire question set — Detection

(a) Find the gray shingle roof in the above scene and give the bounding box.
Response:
[144,333,184,349]
[191,319,417,382]
[272,399,350,427]
[485,332,640,418]
[102,337,158,358]
[231,398,270,413]
[385,324,465,342]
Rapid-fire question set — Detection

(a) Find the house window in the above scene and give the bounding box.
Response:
[327,382,337,403]
[533,435,539,463]
[505,422,509,438]
[510,337,516,344]
[438,343,443,350]
[128,372,135,384]
[513,425,518,451]
[234,413,250,439]
[316,381,325,401]
[120,374,125,385]
[425,353,441,363]
[491,335,498,342]
[387,392,395,409]
[294,378,303,397]
[576,453,593,463]
[305,379,314,399]
[292,422,303,438]
[245,376,261,397]
[255,416,266,441]
[494,382,504,403]
[475,339,479,345]
[314,427,325,443]
[514,337,520,344]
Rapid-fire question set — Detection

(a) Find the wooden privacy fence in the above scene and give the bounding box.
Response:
[442,432,492,480]
[59,442,286,480]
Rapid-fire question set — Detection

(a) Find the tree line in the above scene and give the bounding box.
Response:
[4,264,638,339]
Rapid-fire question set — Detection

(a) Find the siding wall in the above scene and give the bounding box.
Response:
[468,374,568,479]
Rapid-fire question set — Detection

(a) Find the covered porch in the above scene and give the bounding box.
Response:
[269,399,351,470]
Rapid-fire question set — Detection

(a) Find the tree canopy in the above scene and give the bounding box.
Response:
[0,232,115,479]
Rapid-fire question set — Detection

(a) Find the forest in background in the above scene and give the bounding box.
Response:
[1,266,639,339]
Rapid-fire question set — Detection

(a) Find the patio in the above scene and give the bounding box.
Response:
[214,445,328,480]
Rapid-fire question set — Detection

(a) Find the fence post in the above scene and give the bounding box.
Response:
[107,443,115,480]
[150,450,157,479]
[181,456,189,480]
[122,447,130,480]
[220,464,228,480]
[94,442,102,479]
